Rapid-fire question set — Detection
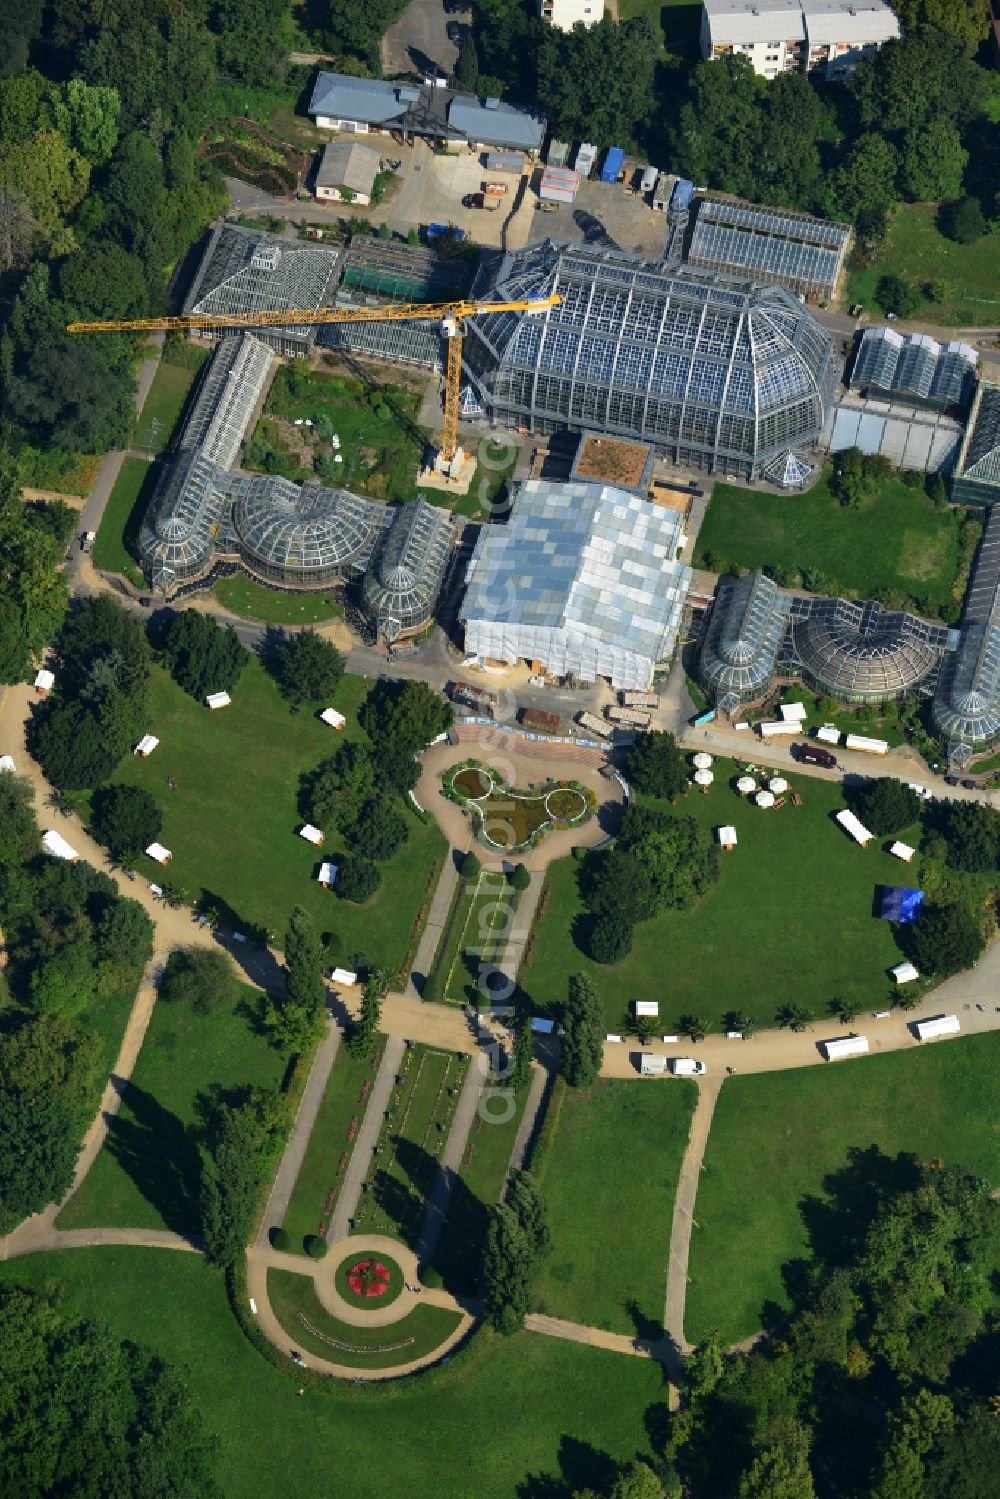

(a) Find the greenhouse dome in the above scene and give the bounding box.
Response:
[230,475,390,586]
[791,598,947,704]
[362,499,455,641]
[698,572,792,715]
[462,241,838,481]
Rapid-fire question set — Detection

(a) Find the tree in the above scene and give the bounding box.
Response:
[284,905,324,1014]
[162,610,246,701]
[0,185,38,271]
[834,133,899,223]
[507,1017,534,1091]
[349,968,386,1058]
[310,741,377,834]
[8,339,133,454]
[939,195,986,244]
[455,33,479,91]
[892,0,992,46]
[869,1390,954,1499]
[276,628,344,710]
[589,912,633,964]
[685,1330,726,1400]
[776,1003,813,1032]
[624,730,688,801]
[850,33,986,137]
[851,778,922,835]
[358,679,452,766]
[510,862,531,892]
[461,850,481,882]
[679,1012,706,1043]
[210,0,293,84]
[875,274,921,318]
[0,1283,221,1496]
[95,897,154,970]
[908,903,985,975]
[483,1202,534,1333]
[350,798,409,862]
[199,1102,264,1267]
[898,120,967,203]
[0,1090,81,1231]
[0,772,39,866]
[676,54,763,198]
[722,1010,756,1038]
[561,972,604,1087]
[536,16,656,148]
[943,801,1000,872]
[828,996,860,1024]
[738,1427,817,1499]
[30,940,96,1018]
[90,784,162,860]
[610,1463,666,1499]
[336,855,382,903]
[159,947,239,1015]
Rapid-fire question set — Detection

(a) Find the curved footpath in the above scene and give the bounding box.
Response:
[4,678,1000,1383]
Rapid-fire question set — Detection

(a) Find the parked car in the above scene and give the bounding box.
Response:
[446,20,461,41]
[962,778,978,789]
[945,773,960,786]
[794,741,837,769]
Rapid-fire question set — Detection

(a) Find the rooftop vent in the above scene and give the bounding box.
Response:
[250,246,281,272]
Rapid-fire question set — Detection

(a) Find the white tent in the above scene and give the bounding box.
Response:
[736,775,756,794]
[823,1034,870,1061]
[716,825,738,848]
[316,860,338,886]
[755,789,775,809]
[0,754,15,773]
[320,708,345,730]
[779,702,808,722]
[693,751,713,769]
[205,691,231,710]
[330,966,358,986]
[299,824,324,845]
[889,841,915,862]
[635,1001,659,1017]
[42,829,79,861]
[890,961,919,984]
[835,808,873,846]
[694,769,714,787]
[816,725,840,745]
[145,842,172,864]
[134,735,159,757]
[34,668,55,693]
[768,776,788,794]
[914,1013,960,1040]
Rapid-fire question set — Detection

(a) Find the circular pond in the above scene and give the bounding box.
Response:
[334,1250,404,1311]
[452,766,493,800]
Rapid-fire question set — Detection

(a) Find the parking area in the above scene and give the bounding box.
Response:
[381,0,462,77]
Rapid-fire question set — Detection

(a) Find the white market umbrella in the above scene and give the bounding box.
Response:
[769,777,788,795]
[694,769,714,787]
[693,752,714,770]
[755,789,775,809]
[736,775,756,795]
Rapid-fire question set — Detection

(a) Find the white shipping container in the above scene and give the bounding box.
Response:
[822,1034,870,1061]
[640,1054,668,1076]
[757,720,798,737]
[914,1014,960,1041]
[845,733,889,755]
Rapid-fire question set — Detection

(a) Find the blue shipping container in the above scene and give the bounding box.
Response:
[426,223,466,241]
[671,179,694,211]
[600,147,625,184]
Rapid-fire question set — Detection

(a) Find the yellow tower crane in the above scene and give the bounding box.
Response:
[67,295,562,480]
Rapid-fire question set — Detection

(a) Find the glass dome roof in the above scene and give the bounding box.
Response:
[231,476,389,577]
[792,599,943,702]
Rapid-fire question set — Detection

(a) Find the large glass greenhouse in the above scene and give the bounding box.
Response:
[462,242,838,481]
[362,499,456,641]
[932,506,1000,760]
[230,475,390,586]
[698,572,792,716]
[791,598,949,704]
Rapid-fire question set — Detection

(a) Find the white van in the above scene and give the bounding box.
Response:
[670,1057,706,1076]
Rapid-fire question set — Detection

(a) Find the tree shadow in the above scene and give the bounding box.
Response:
[516,1436,618,1499]
[796,1144,920,1275]
[625,1297,663,1344]
[104,1079,202,1236]
[430,1171,486,1297]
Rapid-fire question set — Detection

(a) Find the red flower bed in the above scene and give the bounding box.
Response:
[347,1259,392,1299]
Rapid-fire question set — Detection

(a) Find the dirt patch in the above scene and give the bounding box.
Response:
[898,527,949,583]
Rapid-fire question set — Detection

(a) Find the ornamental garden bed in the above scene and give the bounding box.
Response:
[334,1250,404,1310]
[443,761,594,852]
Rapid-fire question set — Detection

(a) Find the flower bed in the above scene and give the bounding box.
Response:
[334,1249,404,1310]
[442,760,594,852]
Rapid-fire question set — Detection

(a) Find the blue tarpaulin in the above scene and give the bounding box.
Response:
[880,886,925,924]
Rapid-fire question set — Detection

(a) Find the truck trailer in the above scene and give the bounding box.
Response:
[606,705,652,729]
[621,691,660,710]
[575,710,613,741]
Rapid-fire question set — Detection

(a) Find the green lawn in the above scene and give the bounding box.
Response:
[133,355,208,454]
[212,573,344,626]
[280,1038,386,1251]
[847,203,1000,327]
[445,871,518,1006]
[56,981,284,1236]
[268,1269,462,1368]
[92,457,157,585]
[432,1081,528,1296]
[0,1248,663,1498]
[534,1079,696,1336]
[695,470,960,615]
[354,1044,469,1245]
[94,659,445,979]
[686,1032,1000,1346]
[522,769,913,1034]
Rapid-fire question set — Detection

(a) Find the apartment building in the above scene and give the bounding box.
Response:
[700,0,898,79]
[538,0,605,29]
